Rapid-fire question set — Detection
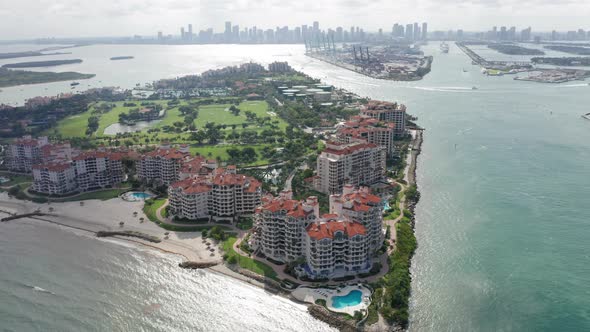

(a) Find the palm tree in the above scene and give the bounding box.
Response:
[48,207,54,213]
[119,221,125,227]
[139,217,144,223]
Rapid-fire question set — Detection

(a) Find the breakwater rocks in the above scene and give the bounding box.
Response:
[95,230,161,243]
[1,212,46,222]
[236,268,283,293]
[179,261,218,269]
[307,305,357,332]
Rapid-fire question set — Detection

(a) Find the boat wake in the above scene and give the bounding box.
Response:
[412,86,474,92]
[557,83,588,88]
[27,285,56,295]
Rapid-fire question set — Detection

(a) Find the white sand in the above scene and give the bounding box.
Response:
[0,193,222,263]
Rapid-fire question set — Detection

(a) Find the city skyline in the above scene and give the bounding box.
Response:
[1,0,590,40]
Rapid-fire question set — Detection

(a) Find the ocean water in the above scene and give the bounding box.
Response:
[0,220,335,332]
[1,43,590,331]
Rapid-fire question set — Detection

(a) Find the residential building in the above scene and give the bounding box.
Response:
[137,146,190,185]
[330,185,384,251]
[72,151,126,191]
[268,61,292,73]
[32,161,77,195]
[360,100,407,137]
[252,191,320,262]
[6,136,49,172]
[314,141,386,195]
[168,166,262,221]
[304,218,371,279]
[336,115,396,156]
[251,186,380,279]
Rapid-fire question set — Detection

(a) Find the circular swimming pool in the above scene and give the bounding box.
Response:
[121,191,153,202]
[331,290,363,309]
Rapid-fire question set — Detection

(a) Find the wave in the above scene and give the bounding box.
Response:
[412,86,475,92]
[27,284,55,295]
[556,83,589,88]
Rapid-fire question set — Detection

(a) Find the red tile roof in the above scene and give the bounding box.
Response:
[260,198,314,218]
[306,220,366,240]
[33,162,72,172]
[170,178,211,194]
[143,148,188,160]
[323,141,379,155]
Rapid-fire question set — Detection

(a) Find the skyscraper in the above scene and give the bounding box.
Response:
[224,21,232,42]
[405,24,413,40]
[422,22,428,40]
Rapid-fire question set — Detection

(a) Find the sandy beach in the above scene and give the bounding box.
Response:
[0,193,221,263]
[0,192,275,290]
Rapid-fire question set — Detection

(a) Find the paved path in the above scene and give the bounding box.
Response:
[154,199,244,233]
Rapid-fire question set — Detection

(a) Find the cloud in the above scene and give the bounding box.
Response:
[0,0,589,39]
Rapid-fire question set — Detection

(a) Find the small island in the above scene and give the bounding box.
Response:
[2,59,83,68]
[488,43,545,55]
[110,56,134,61]
[531,57,590,66]
[0,68,95,88]
[0,51,71,60]
[544,45,590,55]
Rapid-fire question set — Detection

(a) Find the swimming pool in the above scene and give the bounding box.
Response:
[383,201,391,212]
[131,192,151,200]
[121,191,153,202]
[331,290,363,309]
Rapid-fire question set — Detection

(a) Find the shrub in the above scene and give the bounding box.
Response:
[226,255,238,264]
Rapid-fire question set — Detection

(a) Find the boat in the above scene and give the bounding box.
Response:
[463,69,468,73]
[70,82,80,86]
[472,86,478,90]
[440,42,449,53]
[582,113,590,120]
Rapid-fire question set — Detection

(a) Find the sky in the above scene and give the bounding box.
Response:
[1,0,590,40]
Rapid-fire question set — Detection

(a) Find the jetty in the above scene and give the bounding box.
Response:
[1,212,46,222]
[455,42,532,70]
[96,230,161,243]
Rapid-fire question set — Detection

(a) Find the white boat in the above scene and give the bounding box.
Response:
[582,113,590,120]
[440,42,449,53]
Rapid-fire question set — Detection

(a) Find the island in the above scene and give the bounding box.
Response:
[110,56,134,60]
[2,59,83,68]
[0,51,71,60]
[306,42,433,81]
[0,68,95,88]
[531,57,590,66]
[487,43,545,55]
[544,45,590,55]
[0,62,423,331]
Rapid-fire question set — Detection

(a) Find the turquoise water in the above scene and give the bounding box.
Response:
[131,192,151,200]
[331,290,363,309]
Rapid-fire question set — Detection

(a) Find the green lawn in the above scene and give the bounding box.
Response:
[222,236,278,280]
[0,173,33,188]
[189,144,272,165]
[52,188,130,202]
[143,198,167,222]
[49,108,93,137]
[51,99,285,139]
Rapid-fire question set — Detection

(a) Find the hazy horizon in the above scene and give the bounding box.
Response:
[1,0,590,40]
